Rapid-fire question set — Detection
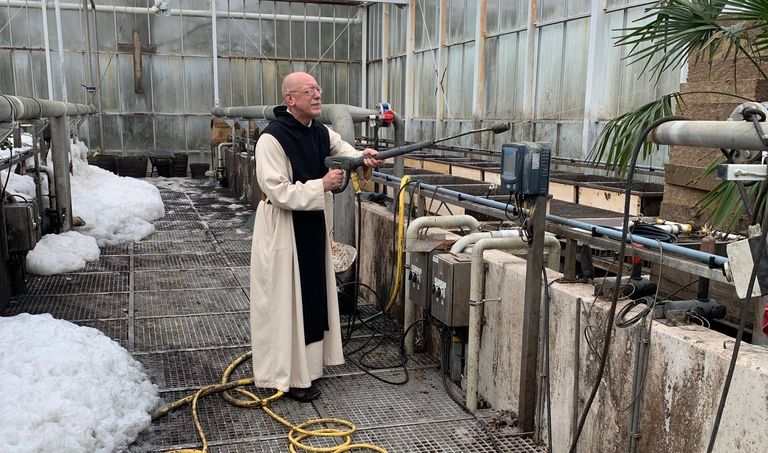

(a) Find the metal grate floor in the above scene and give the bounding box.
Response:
[2,179,543,453]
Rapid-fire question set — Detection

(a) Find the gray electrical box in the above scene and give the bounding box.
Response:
[431,253,472,327]
[500,142,551,196]
[3,202,41,252]
[409,251,433,310]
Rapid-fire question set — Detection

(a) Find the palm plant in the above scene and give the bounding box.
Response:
[591,0,768,231]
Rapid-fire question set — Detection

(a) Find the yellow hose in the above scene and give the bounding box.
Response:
[152,351,387,453]
[383,175,410,313]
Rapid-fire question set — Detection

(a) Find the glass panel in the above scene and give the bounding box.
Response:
[185,57,214,112]
[0,7,11,46]
[540,0,566,23]
[96,53,119,112]
[155,115,186,150]
[183,16,213,55]
[118,53,152,112]
[244,59,263,105]
[290,3,306,60]
[151,15,182,54]
[94,11,116,52]
[61,10,85,51]
[186,115,210,152]
[100,114,122,152]
[122,114,154,151]
[151,55,185,112]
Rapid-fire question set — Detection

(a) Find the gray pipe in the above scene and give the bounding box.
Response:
[211,104,379,124]
[650,120,768,151]
[373,172,729,268]
[0,95,96,122]
[50,116,72,231]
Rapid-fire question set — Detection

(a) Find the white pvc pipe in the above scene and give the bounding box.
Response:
[53,0,67,101]
[450,229,523,255]
[465,235,561,412]
[403,214,481,355]
[6,0,360,24]
[211,0,219,107]
[651,120,768,151]
[41,0,54,100]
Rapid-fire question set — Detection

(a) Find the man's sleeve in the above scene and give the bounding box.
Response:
[255,134,326,211]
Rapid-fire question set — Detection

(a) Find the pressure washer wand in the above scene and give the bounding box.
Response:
[324,122,511,193]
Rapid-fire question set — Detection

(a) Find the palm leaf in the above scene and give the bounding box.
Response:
[588,93,683,173]
[616,0,768,82]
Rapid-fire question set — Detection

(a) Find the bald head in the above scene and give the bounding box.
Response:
[282,72,322,125]
[282,72,316,97]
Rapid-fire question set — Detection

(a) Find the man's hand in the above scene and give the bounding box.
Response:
[322,168,345,192]
[361,148,384,168]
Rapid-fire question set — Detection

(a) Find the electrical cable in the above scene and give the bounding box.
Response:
[542,266,553,453]
[627,222,678,243]
[568,115,687,453]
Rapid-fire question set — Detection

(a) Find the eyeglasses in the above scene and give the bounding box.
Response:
[291,86,322,97]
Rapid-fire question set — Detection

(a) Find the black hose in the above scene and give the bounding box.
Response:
[567,115,687,453]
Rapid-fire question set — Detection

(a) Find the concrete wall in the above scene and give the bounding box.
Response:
[232,148,768,452]
[357,203,768,453]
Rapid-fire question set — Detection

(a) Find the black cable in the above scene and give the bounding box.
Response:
[568,115,687,453]
[542,266,553,453]
[627,222,678,243]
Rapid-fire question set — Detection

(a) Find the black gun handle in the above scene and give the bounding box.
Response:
[331,170,351,194]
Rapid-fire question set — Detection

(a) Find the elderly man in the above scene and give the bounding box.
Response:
[249,72,381,402]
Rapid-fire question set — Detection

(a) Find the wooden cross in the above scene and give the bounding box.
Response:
[117,30,156,94]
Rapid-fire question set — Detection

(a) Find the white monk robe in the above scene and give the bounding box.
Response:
[250,122,362,392]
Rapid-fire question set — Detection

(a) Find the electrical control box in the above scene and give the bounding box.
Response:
[500,142,552,196]
[409,251,434,311]
[3,202,41,252]
[430,253,472,327]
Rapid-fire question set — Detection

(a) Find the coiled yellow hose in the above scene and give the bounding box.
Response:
[152,351,387,453]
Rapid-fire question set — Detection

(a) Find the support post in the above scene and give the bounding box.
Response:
[518,195,547,433]
[49,116,72,232]
[564,237,578,280]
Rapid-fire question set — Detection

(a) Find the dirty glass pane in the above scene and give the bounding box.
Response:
[155,115,186,150]
[117,13,148,51]
[186,115,210,152]
[569,0,592,16]
[122,114,154,151]
[61,10,85,51]
[151,55,185,113]
[183,16,213,56]
[100,114,122,152]
[96,53,119,112]
[94,11,116,52]
[185,57,214,112]
[151,15,182,54]
[118,54,153,112]
[244,59,263,105]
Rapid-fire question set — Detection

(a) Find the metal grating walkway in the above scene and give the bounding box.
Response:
[2,179,544,453]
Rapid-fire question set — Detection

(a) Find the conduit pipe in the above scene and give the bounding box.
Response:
[450,229,522,255]
[5,0,361,24]
[53,0,67,101]
[403,214,481,355]
[373,172,729,268]
[462,236,560,412]
[651,120,768,151]
[0,95,96,122]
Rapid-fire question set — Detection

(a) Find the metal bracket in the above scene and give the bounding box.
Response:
[717,164,768,181]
